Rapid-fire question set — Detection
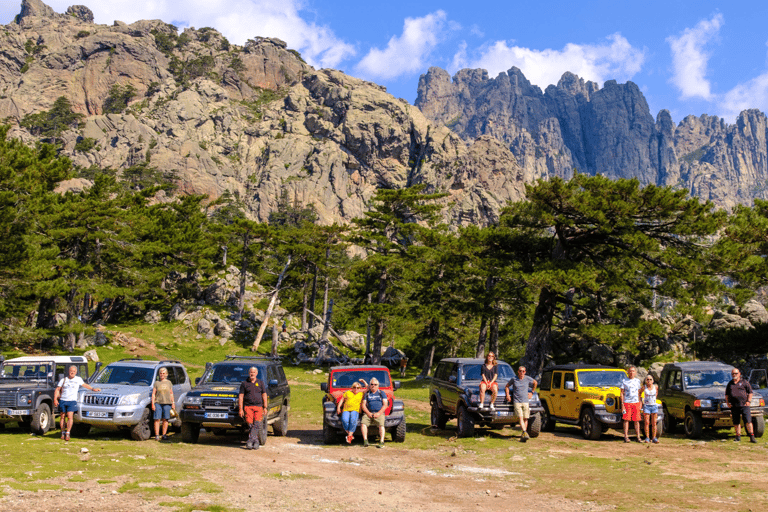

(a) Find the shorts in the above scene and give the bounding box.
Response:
[481,382,498,391]
[731,405,752,425]
[153,404,172,420]
[642,404,659,415]
[244,405,264,424]
[622,402,641,421]
[59,401,77,414]
[513,402,530,419]
[361,413,386,427]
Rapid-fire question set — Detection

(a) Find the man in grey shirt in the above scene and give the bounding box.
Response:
[505,366,538,442]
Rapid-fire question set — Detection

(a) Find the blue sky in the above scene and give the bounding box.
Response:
[2,1,768,123]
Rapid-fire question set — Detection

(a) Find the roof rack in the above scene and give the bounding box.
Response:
[115,358,183,364]
[224,355,281,361]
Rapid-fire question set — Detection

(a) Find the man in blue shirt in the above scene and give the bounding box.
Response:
[361,378,388,448]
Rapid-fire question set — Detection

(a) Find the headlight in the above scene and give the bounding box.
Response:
[119,393,142,405]
[694,399,712,408]
[17,394,31,406]
[184,396,202,405]
[606,397,615,407]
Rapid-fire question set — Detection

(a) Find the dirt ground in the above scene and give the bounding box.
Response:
[4,411,768,512]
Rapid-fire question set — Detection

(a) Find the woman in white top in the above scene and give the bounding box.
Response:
[640,375,659,444]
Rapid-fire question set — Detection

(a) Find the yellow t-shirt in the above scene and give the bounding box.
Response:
[341,390,363,412]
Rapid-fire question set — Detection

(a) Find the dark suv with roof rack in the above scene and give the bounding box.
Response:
[179,356,290,445]
[659,361,766,439]
[429,358,544,438]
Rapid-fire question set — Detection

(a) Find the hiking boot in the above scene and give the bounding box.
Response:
[378,441,385,448]
[750,435,757,444]
[64,432,70,441]
[652,438,659,444]
[734,435,741,442]
[162,435,169,441]
[363,439,369,447]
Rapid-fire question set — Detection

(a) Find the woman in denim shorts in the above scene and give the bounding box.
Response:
[641,375,660,443]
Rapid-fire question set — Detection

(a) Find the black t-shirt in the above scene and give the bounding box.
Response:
[239,378,266,406]
[481,364,497,382]
[726,379,753,407]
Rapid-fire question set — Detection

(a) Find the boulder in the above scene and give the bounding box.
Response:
[83,349,99,362]
[144,310,162,324]
[588,344,615,366]
[168,303,186,322]
[709,311,753,330]
[197,318,212,334]
[741,300,768,325]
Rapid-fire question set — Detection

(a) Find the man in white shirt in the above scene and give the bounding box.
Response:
[53,365,100,441]
[620,365,642,443]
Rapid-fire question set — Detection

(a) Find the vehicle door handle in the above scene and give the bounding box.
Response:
[560,395,566,398]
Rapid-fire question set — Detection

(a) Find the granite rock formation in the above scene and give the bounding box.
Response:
[416,66,768,210]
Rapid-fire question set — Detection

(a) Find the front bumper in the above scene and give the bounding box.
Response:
[323,409,405,431]
[76,404,146,428]
[180,409,245,429]
[467,404,545,423]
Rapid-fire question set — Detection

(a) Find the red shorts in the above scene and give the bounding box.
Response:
[622,402,641,421]
[244,406,264,424]
[481,382,498,391]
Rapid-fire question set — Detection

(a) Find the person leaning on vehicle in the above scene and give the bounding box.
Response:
[361,378,389,448]
[53,365,100,442]
[725,368,757,443]
[621,365,642,443]
[504,366,537,442]
[238,367,268,450]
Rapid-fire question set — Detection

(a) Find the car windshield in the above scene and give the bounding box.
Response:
[462,363,515,382]
[0,363,51,380]
[205,364,263,384]
[93,365,154,386]
[684,370,731,389]
[577,371,626,388]
[331,370,391,389]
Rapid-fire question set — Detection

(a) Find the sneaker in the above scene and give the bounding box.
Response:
[156,435,161,441]
[642,437,650,443]
[750,436,757,444]
[162,435,169,441]
[61,432,66,440]
[624,437,630,443]
[64,432,70,441]
[520,435,527,443]
[489,403,495,411]
[522,431,529,440]
[734,435,741,442]
[378,441,385,448]
[251,443,260,450]
[363,439,369,447]
[479,403,485,410]
[652,438,659,444]
[346,434,352,444]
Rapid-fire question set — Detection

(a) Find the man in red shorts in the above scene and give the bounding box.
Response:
[238,367,268,450]
[621,365,642,443]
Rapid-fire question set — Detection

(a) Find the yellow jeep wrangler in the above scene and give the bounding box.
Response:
[539,364,664,440]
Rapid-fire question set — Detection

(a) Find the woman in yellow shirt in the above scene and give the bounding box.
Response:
[336,381,365,444]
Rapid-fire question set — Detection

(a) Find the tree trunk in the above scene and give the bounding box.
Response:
[365,294,372,363]
[321,300,333,341]
[370,271,388,364]
[475,316,488,358]
[271,324,279,357]
[251,256,292,351]
[308,265,318,329]
[489,317,499,356]
[238,233,249,317]
[36,297,60,328]
[521,287,559,377]
[301,279,308,331]
[418,318,439,378]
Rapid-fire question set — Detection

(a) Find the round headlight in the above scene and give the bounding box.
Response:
[606,397,615,407]
[17,394,31,406]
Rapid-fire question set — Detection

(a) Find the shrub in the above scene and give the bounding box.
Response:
[102,84,137,114]
[74,137,97,152]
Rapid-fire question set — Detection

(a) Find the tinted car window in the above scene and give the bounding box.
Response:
[95,366,153,385]
[174,367,187,384]
[576,371,626,387]
[207,364,262,383]
[683,370,730,389]
[267,366,278,383]
[278,366,287,384]
[462,363,515,381]
[160,366,178,384]
[552,372,562,389]
[540,371,552,391]
[332,370,391,388]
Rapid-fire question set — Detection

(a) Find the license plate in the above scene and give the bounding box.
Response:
[204,412,228,419]
[87,411,108,418]
[2,409,25,416]
[495,411,511,417]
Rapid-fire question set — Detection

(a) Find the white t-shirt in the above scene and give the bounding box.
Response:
[57,376,85,401]
[621,377,642,404]
[642,385,657,405]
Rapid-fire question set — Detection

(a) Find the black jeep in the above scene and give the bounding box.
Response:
[659,361,766,439]
[0,355,92,435]
[429,358,543,438]
[179,356,290,445]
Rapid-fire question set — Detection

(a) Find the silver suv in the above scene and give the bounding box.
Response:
[74,359,191,440]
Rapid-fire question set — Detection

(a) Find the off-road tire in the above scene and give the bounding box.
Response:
[70,423,91,438]
[752,414,765,438]
[273,406,289,436]
[527,413,542,438]
[456,404,475,438]
[181,422,200,443]
[258,415,267,446]
[130,408,152,441]
[540,403,556,432]
[663,405,677,433]
[30,403,51,435]
[322,420,335,444]
[392,419,406,442]
[580,408,602,440]
[684,410,703,439]
[430,401,447,429]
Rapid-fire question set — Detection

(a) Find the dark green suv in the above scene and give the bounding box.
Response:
[179,356,290,445]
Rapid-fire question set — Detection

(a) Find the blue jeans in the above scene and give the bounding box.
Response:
[341,410,359,433]
[154,404,172,420]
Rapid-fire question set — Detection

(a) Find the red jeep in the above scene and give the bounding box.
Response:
[320,365,406,443]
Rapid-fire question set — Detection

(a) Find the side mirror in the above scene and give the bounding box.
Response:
[320,382,328,392]
[195,377,201,385]
[565,381,575,390]
[449,375,457,383]
[393,381,401,391]
[205,362,213,371]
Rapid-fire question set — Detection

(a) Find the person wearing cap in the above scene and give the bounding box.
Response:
[361,378,389,448]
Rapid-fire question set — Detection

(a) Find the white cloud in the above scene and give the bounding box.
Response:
[355,10,454,80]
[452,33,645,89]
[39,0,355,69]
[719,72,768,121]
[666,14,724,100]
